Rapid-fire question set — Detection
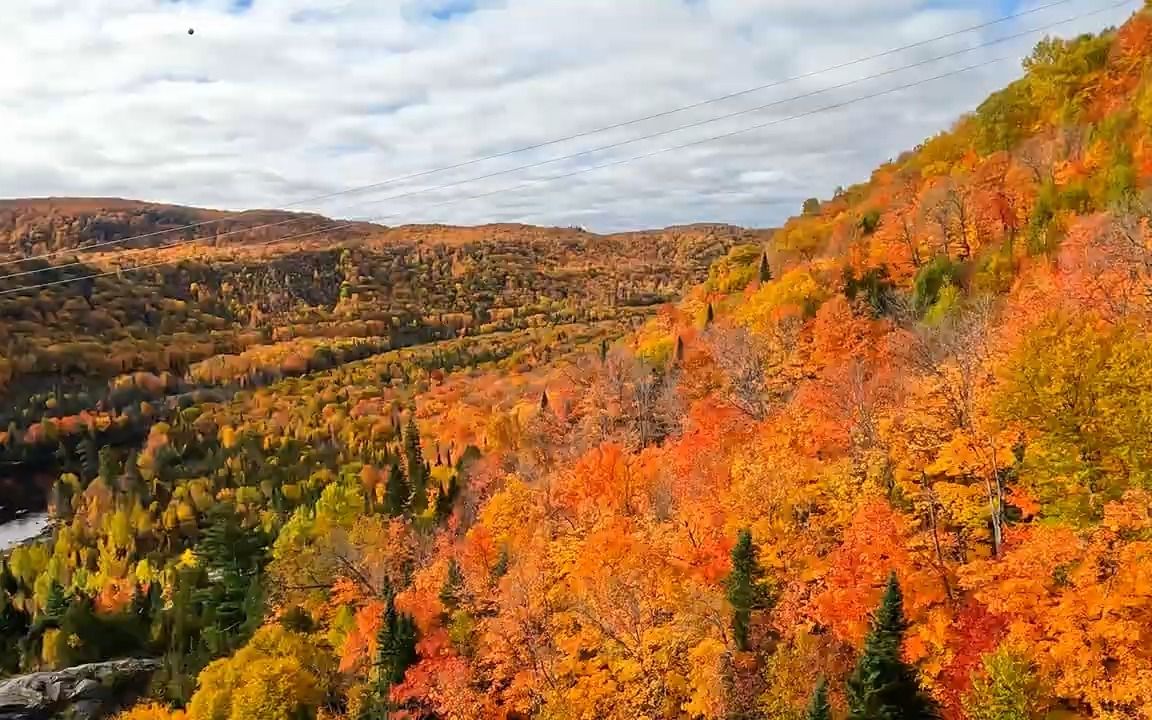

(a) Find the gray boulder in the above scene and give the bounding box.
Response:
[0,658,161,720]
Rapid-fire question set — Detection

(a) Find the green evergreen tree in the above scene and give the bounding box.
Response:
[759,253,773,283]
[43,581,69,624]
[439,558,464,613]
[193,504,268,656]
[78,434,98,481]
[97,446,119,485]
[726,528,767,651]
[806,677,832,720]
[367,592,418,718]
[404,418,428,514]
[705,302,715,327]
[847,573,939,720]
[434,473,459,521]
[385,462,409,517]
[491,548,510,581]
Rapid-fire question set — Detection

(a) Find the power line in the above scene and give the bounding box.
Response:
[0,0,1127,284]
[346,0,1128,214]
[0,53,1017,297]
[0,0,1096,270]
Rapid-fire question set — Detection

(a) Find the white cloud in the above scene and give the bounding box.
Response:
[0,0,1137,231]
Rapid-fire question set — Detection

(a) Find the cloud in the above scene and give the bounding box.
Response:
[0,0,1136,231]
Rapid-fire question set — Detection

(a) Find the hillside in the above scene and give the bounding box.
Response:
[0,197,380,257]
[5,4,1152,720]
[0,204,761,520]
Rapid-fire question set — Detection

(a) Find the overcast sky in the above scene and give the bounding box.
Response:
[0,0,1136,231]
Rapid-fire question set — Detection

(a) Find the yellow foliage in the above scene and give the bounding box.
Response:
[114,702,186,720]
[733,266,827,333]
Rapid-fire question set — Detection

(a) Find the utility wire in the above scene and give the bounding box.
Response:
[0,53,1019,296]
[0,0,1097,270]
[0,0,1128,284]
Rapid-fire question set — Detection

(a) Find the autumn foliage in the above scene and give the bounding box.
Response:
[12,5,1152,720]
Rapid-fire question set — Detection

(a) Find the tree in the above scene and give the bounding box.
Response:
[404,418,427,515]
[42,581,69,624]
[964,645,1043,720]
[376,593,417,686]
[361,592,418,717]
[847,573,938,720]
[806,677,832,720]
[759,253,773,283]
[385,463,409,517]
[439,558,465,613]
[726,528,768,651]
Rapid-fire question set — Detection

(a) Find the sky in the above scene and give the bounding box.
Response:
[0,0,1137,232]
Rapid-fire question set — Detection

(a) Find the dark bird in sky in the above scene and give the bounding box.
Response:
[187,28,195,35]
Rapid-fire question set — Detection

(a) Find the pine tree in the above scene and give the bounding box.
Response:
[705,303,715,327]
[404,418,428,514]
[194,504,268,655]
[674,336,685,364]
[847,573,939,720]
[375,593,418,690]
[385,462,409,517]
[439,558,464,613]
[759,253,773,283]
[806,677,832,720]
[491,547,510,580]
[726,528,767,651]
[78,434,98,481]
[434,473,459,521]
[97,446,119,485]
[43,581,69,624]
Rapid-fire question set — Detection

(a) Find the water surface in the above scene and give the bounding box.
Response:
[0,512,51,551]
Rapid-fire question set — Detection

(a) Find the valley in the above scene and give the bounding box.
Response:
[4,4,1152,720]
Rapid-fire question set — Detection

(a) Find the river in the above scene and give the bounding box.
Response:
[0,512,51,552]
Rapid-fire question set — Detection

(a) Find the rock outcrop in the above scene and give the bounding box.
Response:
[0,658,161,720]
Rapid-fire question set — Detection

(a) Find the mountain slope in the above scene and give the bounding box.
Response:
[7,5,1152,720]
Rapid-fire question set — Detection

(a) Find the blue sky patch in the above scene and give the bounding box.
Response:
[403,0,479,23]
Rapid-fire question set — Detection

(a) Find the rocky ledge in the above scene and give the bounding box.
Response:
[0,658,161,720]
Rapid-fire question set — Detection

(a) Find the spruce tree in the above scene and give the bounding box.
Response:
[439,558,464,613]
[434,473,459,521]
[847,573,939,720]
[491,547,510,580]
[705,303,715,327]
[385,462,409,517]
[78,434,98,482]
[759,253,773,283]
[726,528,767,651]
[375,593,418,696]
[43,581,69,624]
[97,446,119,485]
[404,418,428,514]
[806,677,831,720]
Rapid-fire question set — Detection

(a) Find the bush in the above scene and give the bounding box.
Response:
[911,256,962,315]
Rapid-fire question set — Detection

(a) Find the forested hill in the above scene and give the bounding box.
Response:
[0,200,762,520]
[7,4,1152,720]
[0,197,376,256]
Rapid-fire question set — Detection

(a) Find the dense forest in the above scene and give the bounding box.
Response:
[5,3,1152,719]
